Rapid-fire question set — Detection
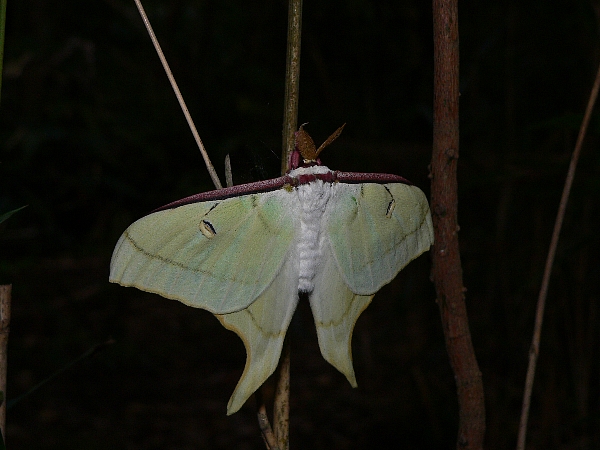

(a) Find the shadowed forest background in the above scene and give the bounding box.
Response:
[1,0,599,448]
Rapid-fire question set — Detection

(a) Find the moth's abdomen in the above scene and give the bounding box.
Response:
[296,179,331,293]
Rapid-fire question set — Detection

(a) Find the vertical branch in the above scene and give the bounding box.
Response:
[516,61,600,450]
[268,1,303,448]
[431,1,486,449]
[0,285,11,444]
[257,1,302,448]
[281,0,303,174]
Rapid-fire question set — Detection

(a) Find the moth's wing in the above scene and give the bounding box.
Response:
[217,254,299,415]
[110,190,295,314]
[326,183,433,295]
[312,182,432,386]
[309,244,373,386]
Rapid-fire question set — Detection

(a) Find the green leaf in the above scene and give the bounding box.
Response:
[0,205,27,225]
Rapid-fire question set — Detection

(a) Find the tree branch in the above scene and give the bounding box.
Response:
[431,1,486,448]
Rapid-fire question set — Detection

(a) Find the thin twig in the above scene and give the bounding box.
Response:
[256,389,280,450]
[0,285,10,443]
[280,0,303,174]
[132,0,223,190]
[431,1,486,448]
[516,60,600,450]
[273,338,290,450]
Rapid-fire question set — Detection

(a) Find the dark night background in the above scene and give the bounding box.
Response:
[1,0,599,448]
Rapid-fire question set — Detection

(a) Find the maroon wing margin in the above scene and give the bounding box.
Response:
[151,170,412,213]
[334,171,413,185]
[152,175,293,212]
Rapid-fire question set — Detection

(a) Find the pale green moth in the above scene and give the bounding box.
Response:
[110,126,434,414]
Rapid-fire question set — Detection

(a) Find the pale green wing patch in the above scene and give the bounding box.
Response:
[109,190,296,314]
[217,254,299,415]
[309,243,373,387]
[326,183,433,295]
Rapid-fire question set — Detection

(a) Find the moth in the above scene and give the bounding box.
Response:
[110,124,434,414]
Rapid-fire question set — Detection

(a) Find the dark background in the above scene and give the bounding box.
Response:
[1,0,599,448]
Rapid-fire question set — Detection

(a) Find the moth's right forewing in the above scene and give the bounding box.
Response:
[325,182,434,295]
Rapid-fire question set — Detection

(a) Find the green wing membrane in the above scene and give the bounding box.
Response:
[309,243,373,387]
[311,182,432,385]
[109,190,296,314]
[326,183,434,296]
[217,254,299,415]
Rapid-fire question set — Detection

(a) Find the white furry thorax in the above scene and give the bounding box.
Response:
[289,165,333,293]
[288,165,333,178]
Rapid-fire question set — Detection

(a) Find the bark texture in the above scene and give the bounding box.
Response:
[431,1,486,448]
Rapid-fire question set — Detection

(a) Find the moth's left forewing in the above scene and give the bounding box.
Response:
[110,190,297,314]
[326,182,433,295]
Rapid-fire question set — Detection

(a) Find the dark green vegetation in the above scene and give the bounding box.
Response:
[1,0,599,448]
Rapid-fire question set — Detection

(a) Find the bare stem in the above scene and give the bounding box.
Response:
[0,285,10,444]
[516,59,600,450]
[265,1,303,447]
[431,1,486,448]
[132,0,223,190]
[281,0,303,174]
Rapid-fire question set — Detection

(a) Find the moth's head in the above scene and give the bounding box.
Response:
[288,123,346,171]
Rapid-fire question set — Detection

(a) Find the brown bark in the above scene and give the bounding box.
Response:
[281,0,303,175]
[431,1,486,449]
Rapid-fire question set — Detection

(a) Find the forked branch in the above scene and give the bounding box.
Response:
[256,389,280,450]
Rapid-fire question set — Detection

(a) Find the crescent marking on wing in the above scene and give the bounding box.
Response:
[199,220,216,238]
[383,186,396,218]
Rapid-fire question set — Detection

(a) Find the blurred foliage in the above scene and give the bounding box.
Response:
[0,205,26,225]
[0,0,599,448]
